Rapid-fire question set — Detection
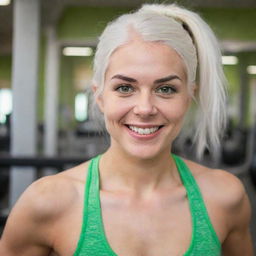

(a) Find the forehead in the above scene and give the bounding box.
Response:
[105,40,187,81]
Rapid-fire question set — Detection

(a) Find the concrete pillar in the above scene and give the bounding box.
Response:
[43,26,60,175]
[238,56,250,130]
[10,0,40,206]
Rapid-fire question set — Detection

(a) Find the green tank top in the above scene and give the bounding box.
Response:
[73,154,221,256]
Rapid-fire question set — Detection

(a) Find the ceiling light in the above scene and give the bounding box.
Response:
[0,0,11,6]
[247,65,256,75]
[222,56,238,65]
[63,47,93,56]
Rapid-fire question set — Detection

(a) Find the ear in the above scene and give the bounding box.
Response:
[92,84,104,113]
[190,83,198,98]
[192,83,198,93]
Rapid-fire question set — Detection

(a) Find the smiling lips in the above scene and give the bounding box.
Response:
[127,125,162,135]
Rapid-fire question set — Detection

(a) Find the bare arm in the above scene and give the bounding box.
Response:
[0,177,61,256]
[222,179,254,256]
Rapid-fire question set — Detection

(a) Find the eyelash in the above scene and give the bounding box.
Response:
[114,84,178,96]
[155,85,177,95]
[115,84,134,94]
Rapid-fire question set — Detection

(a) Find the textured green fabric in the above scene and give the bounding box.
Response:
[73,154,221,256]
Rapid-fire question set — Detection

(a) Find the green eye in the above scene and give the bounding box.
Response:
[156,86,176,95]
[116,85,134,94]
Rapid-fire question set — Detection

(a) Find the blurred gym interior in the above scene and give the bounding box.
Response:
[0,0,256,249]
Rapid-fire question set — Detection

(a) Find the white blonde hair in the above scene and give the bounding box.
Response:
[92,3,227,158]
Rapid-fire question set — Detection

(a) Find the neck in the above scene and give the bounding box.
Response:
[99,146,181,195]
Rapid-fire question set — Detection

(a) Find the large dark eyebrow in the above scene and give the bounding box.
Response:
[111,74,181,83]
[154,75,181,84]
[111,74,137,83]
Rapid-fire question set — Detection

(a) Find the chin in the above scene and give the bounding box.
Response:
[124,145,168,161]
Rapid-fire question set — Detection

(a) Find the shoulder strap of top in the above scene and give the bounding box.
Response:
[74,155,117,256]
[74,154,221,256]
[172,154,221,255]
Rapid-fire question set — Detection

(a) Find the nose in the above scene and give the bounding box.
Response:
[133,92,157,117]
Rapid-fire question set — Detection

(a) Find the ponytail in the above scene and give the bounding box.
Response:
[141,4,227,158]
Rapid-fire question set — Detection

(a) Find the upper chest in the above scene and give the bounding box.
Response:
[50,164,229,256]
[100,188,193,256]
[52,184,225,256]
[53,188,192,256]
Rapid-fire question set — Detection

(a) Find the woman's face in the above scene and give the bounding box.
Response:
[96,40,192,159]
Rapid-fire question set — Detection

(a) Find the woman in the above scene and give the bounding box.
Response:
[0,3,254,256]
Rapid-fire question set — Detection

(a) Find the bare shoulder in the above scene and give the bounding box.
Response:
[18,161,90,219]
[183,159,248,212]
[4,161,90,226]
[0,161,90,255]
[183,158,254,254]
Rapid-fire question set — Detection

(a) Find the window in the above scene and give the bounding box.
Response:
[0,88,12,124]
[75,92,88,122]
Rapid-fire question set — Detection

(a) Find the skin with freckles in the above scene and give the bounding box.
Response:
[0,39,253,256]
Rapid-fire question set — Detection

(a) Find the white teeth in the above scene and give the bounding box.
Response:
[128,125,160,135]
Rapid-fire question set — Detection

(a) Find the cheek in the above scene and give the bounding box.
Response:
[158,98,190,121]
[177,100,190,117]
[102,97,134,123]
